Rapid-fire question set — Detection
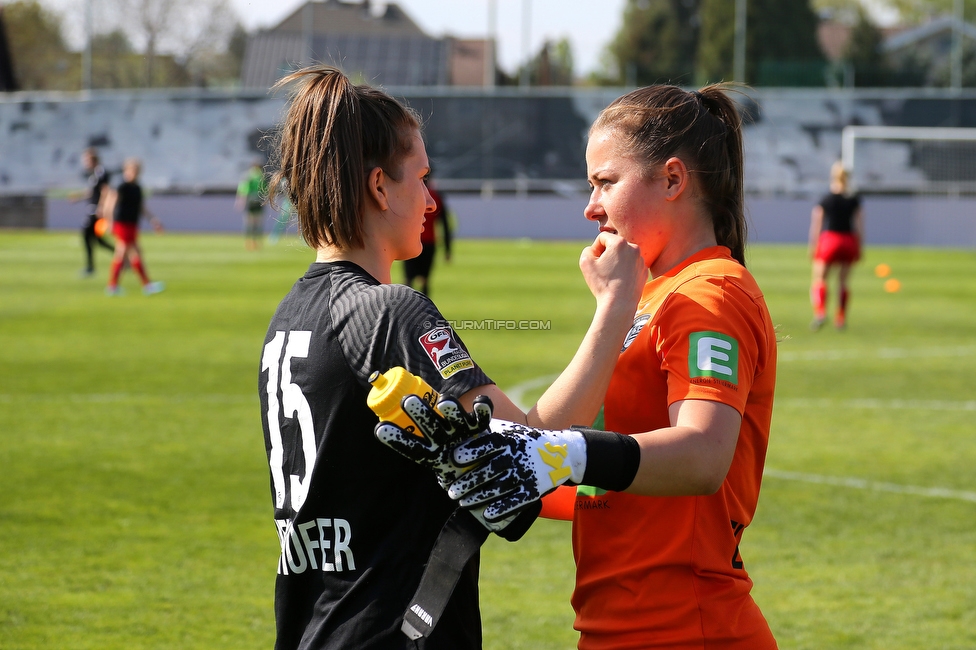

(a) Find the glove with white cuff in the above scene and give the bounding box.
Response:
[374,394,541,541]
[446,422,642,524]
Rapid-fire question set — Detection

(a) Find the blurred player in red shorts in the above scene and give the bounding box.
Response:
[809,161,864,330]
[100,158,165,296]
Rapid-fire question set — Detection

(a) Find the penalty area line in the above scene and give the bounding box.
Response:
[764,468,976,504]
[505,374,560,411]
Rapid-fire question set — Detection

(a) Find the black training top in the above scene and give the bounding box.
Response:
[86,165,110,217]
[259,261,492,650]
[818,192,861,233]
[113,181,143,225]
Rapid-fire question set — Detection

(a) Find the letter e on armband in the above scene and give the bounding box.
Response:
[689,331,739,387]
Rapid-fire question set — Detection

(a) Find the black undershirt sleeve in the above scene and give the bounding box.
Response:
[574,427,642,492]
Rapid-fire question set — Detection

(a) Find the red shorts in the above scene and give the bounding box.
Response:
[815,230,860,264]
[112,222,139,244]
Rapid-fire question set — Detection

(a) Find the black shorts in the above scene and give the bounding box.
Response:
[404,243,436,279]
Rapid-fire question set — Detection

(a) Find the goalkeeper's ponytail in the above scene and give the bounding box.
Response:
[267,66,421,251]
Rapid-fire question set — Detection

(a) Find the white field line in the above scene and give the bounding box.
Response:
[506,374,559,411]
[764,468,976,504]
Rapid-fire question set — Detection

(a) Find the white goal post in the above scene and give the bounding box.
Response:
[841,125,976,194]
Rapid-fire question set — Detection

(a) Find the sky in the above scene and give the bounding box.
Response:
[45,0,627,77]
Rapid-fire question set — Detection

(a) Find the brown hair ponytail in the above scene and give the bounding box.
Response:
[697,85,746,265]
[592,83,748,265]
[268,66,421,250]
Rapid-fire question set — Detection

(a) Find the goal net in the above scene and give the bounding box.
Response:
[841,125,976,194]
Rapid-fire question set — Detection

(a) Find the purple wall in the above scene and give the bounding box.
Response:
[45,194,976,247]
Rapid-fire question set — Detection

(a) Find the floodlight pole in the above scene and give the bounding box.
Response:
[83,0,93,91]
[520,0,532,88]
[484,0,496,88]
[302,1,314,66]
[482,0,498,196]
[733,0,746,83]
[951,0,963,91]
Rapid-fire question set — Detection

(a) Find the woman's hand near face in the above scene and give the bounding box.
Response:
[579,231,647,320]
[516,232,645,431]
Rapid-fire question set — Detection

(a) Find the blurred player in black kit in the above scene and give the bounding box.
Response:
[258,65,644,649]
[72,147,114,276]
[403,175,451,296]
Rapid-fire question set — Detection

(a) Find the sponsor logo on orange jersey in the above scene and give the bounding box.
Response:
[689,331,738,385]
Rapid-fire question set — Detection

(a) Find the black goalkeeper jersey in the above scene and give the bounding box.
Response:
[259,261,492,650]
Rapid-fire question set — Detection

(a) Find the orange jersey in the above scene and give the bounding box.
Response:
[571,246,777,650]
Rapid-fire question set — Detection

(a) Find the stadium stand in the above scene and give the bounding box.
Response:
[2,87,976,245]
[5,87,976,195]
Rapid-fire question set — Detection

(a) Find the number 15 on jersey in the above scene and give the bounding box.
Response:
[262,330,317,513]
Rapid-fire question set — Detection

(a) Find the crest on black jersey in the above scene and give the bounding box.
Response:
[418,326,474,378]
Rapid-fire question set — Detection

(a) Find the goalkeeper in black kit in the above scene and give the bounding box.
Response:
[257,65,644,649]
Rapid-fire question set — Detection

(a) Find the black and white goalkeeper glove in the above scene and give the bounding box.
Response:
[374,393,493,488]
[374,394,541,541]
[444,421,586,522]
[446,422,642,524]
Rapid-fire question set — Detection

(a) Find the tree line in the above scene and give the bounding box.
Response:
[2,0,974,91]
[595,0,976,88]
[0,0,245,90]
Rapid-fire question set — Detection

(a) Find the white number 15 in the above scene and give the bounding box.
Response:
[262,331,317,513]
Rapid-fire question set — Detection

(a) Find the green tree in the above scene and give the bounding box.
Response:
[931,40,976,86]
[696,0,735,83]
[91,29,141,89]
[179,1,244,87]
[112,0,238,87]
[517,38,575,86]
[3,0,77,90]
[227,23,249,76]
[697,0,824,86]
[605,0,700,86]
[884,0,976,22]
[845,7,888,85]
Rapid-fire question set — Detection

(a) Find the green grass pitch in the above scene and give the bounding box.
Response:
[1,231,974,649]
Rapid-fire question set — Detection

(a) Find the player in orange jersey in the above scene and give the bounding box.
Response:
[379,84,778,649]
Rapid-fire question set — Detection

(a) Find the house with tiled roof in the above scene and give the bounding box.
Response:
[881,15,976,85]
[240,0,494,89]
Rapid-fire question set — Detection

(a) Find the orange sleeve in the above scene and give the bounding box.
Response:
[657,277,759,416]
[540,485,575,520]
